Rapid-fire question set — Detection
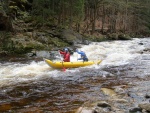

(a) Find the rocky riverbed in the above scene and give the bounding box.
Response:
[76,38,150,113]
[76,76,150,113]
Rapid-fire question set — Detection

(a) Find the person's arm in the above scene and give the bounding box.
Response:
[59,50,65,55]
[76,49,82,54]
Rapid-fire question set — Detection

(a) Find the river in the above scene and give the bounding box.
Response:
[0,38,149,112]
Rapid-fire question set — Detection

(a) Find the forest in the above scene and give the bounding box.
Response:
[0,0,150,35]
[29,0,150,35]
[0,0,150,54]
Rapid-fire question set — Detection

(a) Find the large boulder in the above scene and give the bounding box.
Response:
[60,29,89,46]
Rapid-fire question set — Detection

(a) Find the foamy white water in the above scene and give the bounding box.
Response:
[0,38,149,87]
[71,38,147,66]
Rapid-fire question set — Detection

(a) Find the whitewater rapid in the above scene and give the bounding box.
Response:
[0,38,149,87]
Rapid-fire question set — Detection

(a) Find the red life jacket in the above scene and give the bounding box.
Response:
[59,51,70,62]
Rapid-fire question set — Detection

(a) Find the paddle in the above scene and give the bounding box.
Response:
[58,50,66,71]
[97,60,102,65]
[62,62,66,71]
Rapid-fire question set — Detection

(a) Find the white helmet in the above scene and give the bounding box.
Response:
[64,48,68,51]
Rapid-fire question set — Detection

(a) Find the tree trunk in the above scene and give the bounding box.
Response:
[91,2,97,34]
[101,3,105,34]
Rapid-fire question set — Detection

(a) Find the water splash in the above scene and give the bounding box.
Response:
[0,38,149,87]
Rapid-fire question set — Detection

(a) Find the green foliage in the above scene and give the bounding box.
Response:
[30,0,85,27]
[20,0,28,3]
[73,0,84,20]
[1,0,150,50]
[26,42,45,50]
[0,32,12,51]
[50,37,69,47]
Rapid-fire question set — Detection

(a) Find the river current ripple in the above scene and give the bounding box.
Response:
[0,38,149,112]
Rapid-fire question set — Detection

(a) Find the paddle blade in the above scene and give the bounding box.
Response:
[97,60,102,65]
[62,67,66,72]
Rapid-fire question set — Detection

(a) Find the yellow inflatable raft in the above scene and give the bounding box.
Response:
[44,58,102,69]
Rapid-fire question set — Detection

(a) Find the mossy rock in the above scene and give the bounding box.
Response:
[63,34,76,44]
[107,33,118,40]
[84,35,106,42]
[87,35,97,41]
[61,29,83,45]
[14,43,45,54]
[118,33,131,40]
[25,42,45,50]
[95,35,107,42]
[50,37,69,47]
[13,47,30,54]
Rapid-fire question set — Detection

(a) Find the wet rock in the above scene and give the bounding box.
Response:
[142,109,149,113]
[111,99,128,104]
[143,48,150,53]
[129,107,142,113]
[114,110,127,113]
[35,51,51,58]
[101,88,117,98]
[145,93,150,98]
[28,51,37,57]
[0,104,12,112]
[76,101,112,113]
[75,107,93,113]
[138,103,150,111]
[138,42,144,45]
[127,92,138,98]
[114,86,126,95]
[97,101,111,108]
[93,106,111,113]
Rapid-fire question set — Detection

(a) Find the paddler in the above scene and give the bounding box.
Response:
[59,48,70,62]
[76,49,88,61]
